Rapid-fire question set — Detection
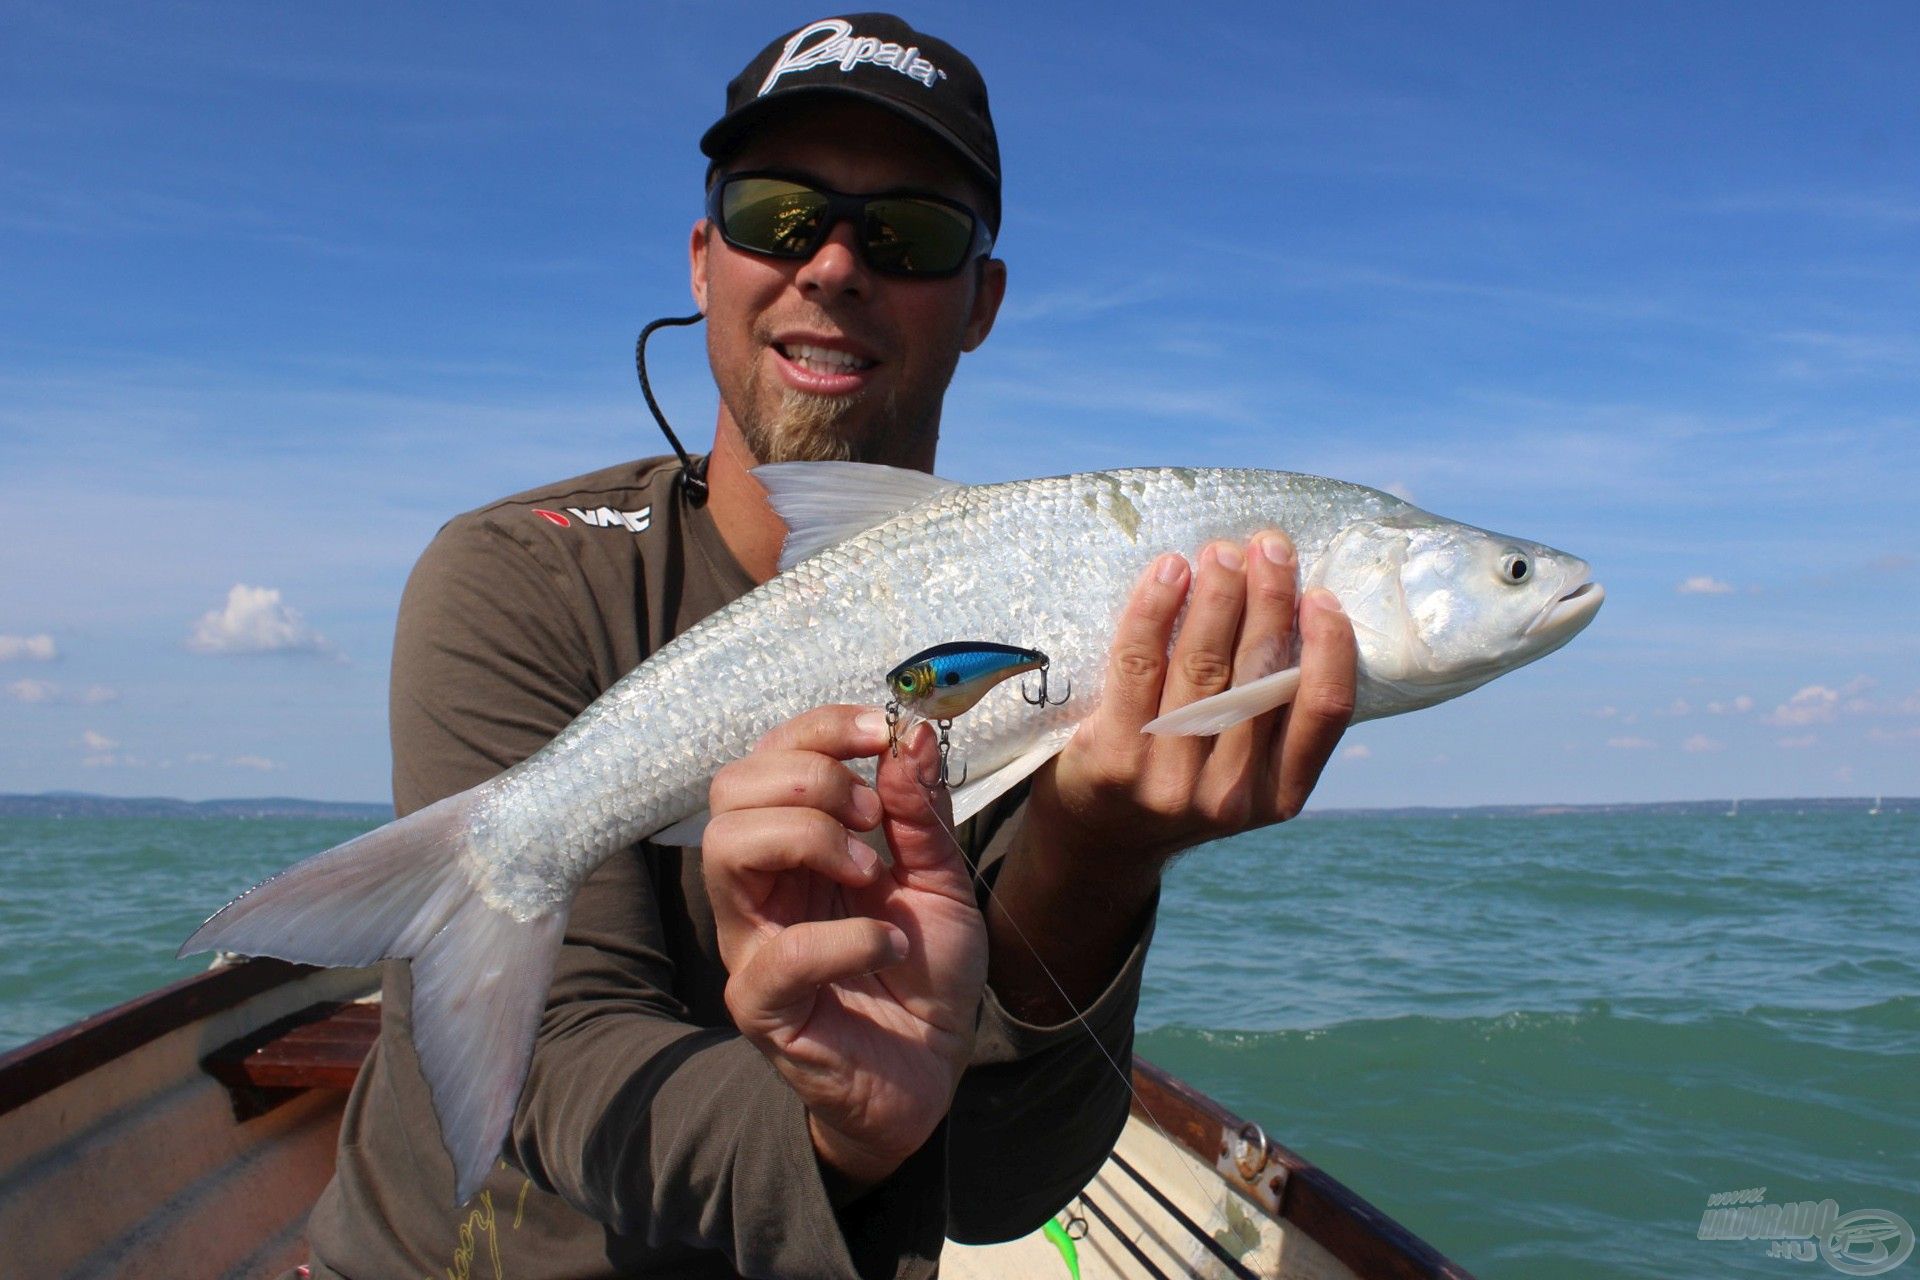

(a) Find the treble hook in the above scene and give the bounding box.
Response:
[1020,660,1071,707]
[916,720,967,790]
[888,701,965,788]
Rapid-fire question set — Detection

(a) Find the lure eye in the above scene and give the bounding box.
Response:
[1499,551,1531,584]
[897,673,918,694]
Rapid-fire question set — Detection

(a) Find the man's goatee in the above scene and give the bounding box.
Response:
[744,389,887,464]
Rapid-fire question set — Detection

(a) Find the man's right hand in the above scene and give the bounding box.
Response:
[702,706,989,1191]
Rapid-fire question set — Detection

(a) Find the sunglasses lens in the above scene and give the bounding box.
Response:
[717,176,982,275]
[720,178,830,257]
[862,197,977,275]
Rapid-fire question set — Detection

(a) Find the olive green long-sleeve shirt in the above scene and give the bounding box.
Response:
[301,456,1152,1280]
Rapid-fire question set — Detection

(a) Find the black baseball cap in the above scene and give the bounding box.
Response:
[699,13,1001,235]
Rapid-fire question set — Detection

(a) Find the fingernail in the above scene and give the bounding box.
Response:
[852,783,882,824]
[854,708,888,743]
[847,837,879,876]
[1155,553,1186,585]
[1213,542,1244,572]
[1259,533,1295,568]
[1309,587,1345,614]
[885,926,910,962]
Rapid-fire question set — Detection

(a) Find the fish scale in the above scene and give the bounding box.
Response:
[182,462,1602,1204]
[469,468,1399,912]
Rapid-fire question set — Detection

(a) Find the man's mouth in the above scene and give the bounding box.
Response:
[776,342,877,376]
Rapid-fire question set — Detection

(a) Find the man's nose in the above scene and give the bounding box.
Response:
[794,219,871,298]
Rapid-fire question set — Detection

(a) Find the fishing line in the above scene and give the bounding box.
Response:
[900,755,1232,1241]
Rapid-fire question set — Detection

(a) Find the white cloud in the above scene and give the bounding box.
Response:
[1839,675,1878,714]
[1341,744,1372,761]
[1776,734,1818,749]
[81,729,118,750]
[187,584,334,656]
[0,633,57,661]
[1682,734,1724,753]
[1667,699,1693,717]
[186,751,215,764]
[6,678,56,703]
[1677,576,1734,596]
[1766,684,1840,726]
[1591,706,1619,719]
[2,679,121,706]
[230,754,281,771]
[1607,735,1657,750]
[1708,694,1755,715]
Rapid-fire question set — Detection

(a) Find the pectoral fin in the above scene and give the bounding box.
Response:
[1142,667,1302,736]
[650,809,711,847]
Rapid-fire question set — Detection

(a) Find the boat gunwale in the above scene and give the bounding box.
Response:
[1,960,1476,1279]
[1130,1058,1475,1279]
[0,956,319,1117]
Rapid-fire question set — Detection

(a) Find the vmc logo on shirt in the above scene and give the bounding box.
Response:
[532,506,652,534]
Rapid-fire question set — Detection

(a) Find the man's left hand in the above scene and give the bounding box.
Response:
[1034,530,1358,875]
[987,530,1356,1019]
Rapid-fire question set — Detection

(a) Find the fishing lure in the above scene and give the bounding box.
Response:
[884,641,1068,787]
[1042,1212,1084,1279]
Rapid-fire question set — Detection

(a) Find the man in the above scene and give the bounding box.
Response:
[300,14,1355,1279]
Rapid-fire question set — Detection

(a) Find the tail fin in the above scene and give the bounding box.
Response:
[180,785,567,1204]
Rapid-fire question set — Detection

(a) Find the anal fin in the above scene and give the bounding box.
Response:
[950,726,1077,826]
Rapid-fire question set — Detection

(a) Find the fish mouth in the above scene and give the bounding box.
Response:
[1525,579,1606,638]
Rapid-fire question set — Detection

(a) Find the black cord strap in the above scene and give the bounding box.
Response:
[635,313,707,505]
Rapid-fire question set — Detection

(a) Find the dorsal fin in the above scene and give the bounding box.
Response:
[755,462,963,572]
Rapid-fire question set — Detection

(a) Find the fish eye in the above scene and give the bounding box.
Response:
[898,673,918,693]
[1499,551,1531,584]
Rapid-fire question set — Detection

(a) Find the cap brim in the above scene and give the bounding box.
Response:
[699,85,999,227]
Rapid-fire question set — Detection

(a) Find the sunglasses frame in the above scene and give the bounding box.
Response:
[706,170,995,279]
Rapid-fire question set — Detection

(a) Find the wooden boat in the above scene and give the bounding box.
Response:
[0,960,1475,1279]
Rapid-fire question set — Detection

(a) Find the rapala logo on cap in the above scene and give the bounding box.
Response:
[758,18,946,95]
[532,506,652,534]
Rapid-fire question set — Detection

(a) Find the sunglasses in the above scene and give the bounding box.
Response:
[707,172,994,278]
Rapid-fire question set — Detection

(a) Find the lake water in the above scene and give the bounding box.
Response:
[3,810,1914,1278]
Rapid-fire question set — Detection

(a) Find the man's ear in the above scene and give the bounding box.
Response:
[961,256,1007,352]
[689,219,712,312]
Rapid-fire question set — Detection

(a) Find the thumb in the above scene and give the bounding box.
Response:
[874,722,969,884]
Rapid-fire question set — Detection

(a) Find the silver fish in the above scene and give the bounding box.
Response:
[181,462,1604,1201]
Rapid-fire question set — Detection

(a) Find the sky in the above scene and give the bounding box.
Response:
[2,1,1916,807]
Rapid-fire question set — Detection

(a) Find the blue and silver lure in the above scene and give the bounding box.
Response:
[884,641,1067,787]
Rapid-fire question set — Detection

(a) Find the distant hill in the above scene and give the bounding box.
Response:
[0,792,392,820]
[0,791,1906,822]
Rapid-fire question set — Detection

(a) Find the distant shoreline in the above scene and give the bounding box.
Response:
[0,791,1907,821]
